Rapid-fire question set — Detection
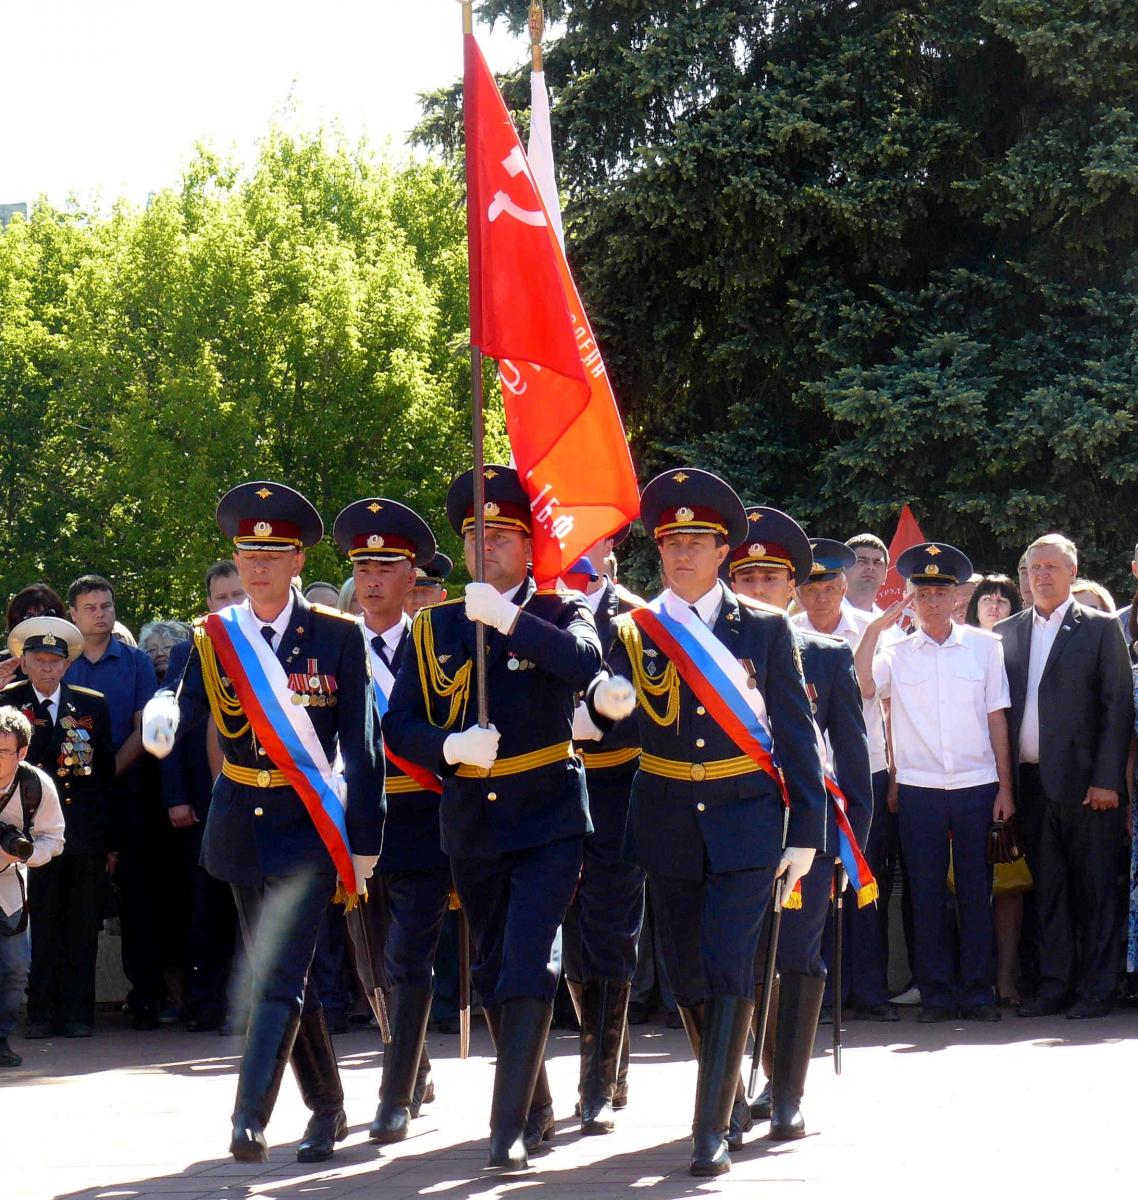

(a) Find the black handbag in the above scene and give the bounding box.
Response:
[987,818,1023,865]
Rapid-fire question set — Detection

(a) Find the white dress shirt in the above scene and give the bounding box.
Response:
[1018,596,1075,764]
[795,601,888,774]
[681,581,725,627]
[873,622,1010,789]
[249,597,294,652]
[582,581,609,616]
[0,764,65,919]
[31,685,62,721]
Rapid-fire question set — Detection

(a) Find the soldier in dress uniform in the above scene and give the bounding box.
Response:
[330,498,448,1144]
[586,469,826,1178]
[142,481,385,1164]
[406,552,453,618]
[384,464,604,1170]
[2,617,115,1037]
[562,525,645,1134]
[728,517,873,1138]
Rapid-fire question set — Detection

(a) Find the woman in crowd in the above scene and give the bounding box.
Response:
[965,575,1028,1007]
[1072,578,1116,614]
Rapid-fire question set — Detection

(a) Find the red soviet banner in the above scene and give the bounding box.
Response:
[876,504,927,609]
[464,33,639,584]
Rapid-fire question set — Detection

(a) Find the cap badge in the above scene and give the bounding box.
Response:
[925,564,940,575]
[925,545,942,556]
[750,543,766,557]
[672,472,690,483]
[484,468,498,480]
[256,488,272,500]
[253,521,273,537]
[367,534,384,549]
[676,506,695,523]
[748,511,762,523]
[484,501,500,517]
[367,502,382,514]
[43,633,57,647]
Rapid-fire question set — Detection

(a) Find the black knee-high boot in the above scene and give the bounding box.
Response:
[292,1008,348,1162]
[486,999,554,1169]
[230,1000,301,1162]
[769,971,824,1141]
[369,984,434,1143]
[689,995,754,1177]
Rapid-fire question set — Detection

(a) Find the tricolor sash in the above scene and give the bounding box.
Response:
[363,621,443,795]
[824,771,878,908]
[630,591,785,794]
[206,605,354,894]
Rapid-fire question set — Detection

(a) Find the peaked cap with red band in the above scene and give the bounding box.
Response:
[445,465,532,537]
[216,481,323,551]
[730,506,813,586]
[332,498,436,567]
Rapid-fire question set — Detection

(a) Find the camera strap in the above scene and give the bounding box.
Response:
[0,771,29,936]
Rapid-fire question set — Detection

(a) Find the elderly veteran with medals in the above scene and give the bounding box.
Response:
[586,470,826,1178]
[728,518,875,1138]
[142,482,385,1164]
[2,617,115,1039]
[384,464,604,1171]
[331,498,448,1145]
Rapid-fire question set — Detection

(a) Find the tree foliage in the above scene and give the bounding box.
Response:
[425,0,1138,591]
[0,131,502,627]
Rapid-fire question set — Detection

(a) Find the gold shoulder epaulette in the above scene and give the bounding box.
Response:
[67,684,105,699]
[535,587,572,597]
[430,597,466,609]
[613,583,647,609]
[309,603,357,622]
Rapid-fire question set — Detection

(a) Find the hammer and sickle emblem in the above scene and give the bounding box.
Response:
[488,147,547,228]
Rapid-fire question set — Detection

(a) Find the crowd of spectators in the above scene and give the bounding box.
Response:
[2,526,1138,1068]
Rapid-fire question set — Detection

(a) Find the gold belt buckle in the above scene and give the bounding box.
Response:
[689,762,707,782]
[256,769,271,788]
[477,767,491,779]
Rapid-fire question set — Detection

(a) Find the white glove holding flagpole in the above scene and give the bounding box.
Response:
[443,724,501,770]
[464,582,520,635]
[592,675,636,720]
[142,691,180,759]
[352,853,379,897]
[777,847,816,895]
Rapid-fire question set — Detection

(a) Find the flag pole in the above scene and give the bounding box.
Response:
[461,0,489,731]
[529,1,544,71]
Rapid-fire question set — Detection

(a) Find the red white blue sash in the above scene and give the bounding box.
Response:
[363,619,442,795]
[630,590,784,791]
[206,604,354,894]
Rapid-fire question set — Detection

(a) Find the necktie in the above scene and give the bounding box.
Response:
[372,636,391,669]
[689,605,702,625]
[260,625,276,650]
[38,697,53,730]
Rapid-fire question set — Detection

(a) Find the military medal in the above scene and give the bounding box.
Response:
[507,655,519,671]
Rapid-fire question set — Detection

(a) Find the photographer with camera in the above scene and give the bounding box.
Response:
[0,705,65,1067]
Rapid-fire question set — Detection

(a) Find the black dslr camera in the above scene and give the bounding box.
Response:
[0,822,33,863]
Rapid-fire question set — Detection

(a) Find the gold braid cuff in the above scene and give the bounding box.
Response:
[616,618,680,730]
[413,609,472,732]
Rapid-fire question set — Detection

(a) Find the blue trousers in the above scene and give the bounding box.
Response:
[650,863,776,1005]
[380,868,453,990]
[897,783,996,1011]
[0,925,29,1038]
[821,770,891,1007]
[562,773,645,982]
[231,869,336,1018]
[777,854,832,978]
[451,836,583,1007]
[310,901,351,1017]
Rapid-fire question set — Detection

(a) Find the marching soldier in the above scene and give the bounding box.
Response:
[563,528,645,1134]
[330,498,449,1144]
[3,617,115,1037]
[142,481,385,1164]
[384,464,604,1170]
[728,517,873,1138]
[587,469,826,1177]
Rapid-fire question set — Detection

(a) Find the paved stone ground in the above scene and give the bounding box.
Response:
[5,1009,1133,1200]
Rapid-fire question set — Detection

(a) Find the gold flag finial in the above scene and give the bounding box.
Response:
[529,2,544,72]
[461,0,473,37]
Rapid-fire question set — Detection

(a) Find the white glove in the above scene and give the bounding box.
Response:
[464,582,520,635]
[593,675,637,720]
[777,846,816,896]
[352,853,379,896]
[443,724,501,770]
[142,691,180,759]
[572,702,603,743]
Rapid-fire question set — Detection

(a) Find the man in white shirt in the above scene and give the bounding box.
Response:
[855,543,1013,1023]
[795,540,894,1020]
[0,706,65,1067]
[843,534,890,614]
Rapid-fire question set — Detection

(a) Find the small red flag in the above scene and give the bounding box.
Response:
[464,34,639,584]
[876,504,927,609]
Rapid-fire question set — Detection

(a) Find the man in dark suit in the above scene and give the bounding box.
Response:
[997,533,1134,1019]
[3,617,115,1037]
[588,469,826,1178]
[385,464,604,1171]
[143,481,385,1163]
